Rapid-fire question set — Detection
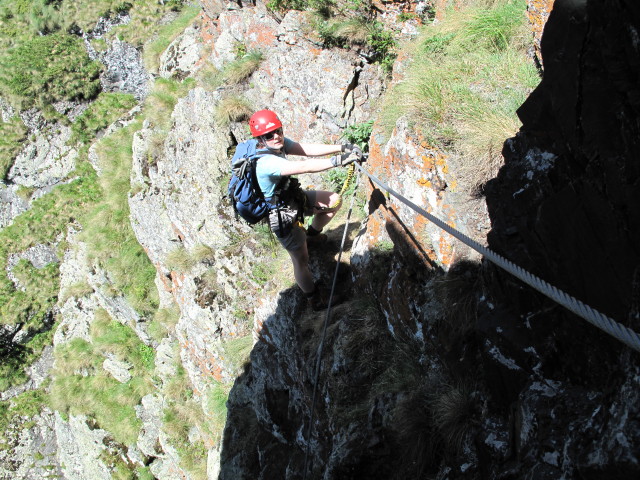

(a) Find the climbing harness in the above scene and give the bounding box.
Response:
[353,163,640,354]
[302,166,360,479]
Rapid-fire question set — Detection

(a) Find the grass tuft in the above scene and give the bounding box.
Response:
[215,96,253,126]
[71,92,137,144]
[222,51,263,85]
[380,0,538,190]
[0,32,102,109]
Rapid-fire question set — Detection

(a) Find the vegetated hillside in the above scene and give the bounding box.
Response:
[0,0,399,477]
[5,0,633,480]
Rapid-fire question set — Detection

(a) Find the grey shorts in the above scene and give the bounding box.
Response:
[277,222,307,251]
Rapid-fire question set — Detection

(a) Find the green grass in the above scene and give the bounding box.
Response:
[380,0,538,190]
[162,364,210,480]
[71,92,137,144]
[0,32,102,108]
[91,310,156,374]
[0,159,100,331]
[222,335,253,374]
[50,372,149,445]
[0,115,27,179]
[143,77,195,130]
[0,388,47,448]
[205,380,231,436]
[148,305,181,342]
[222,50,264,85]
[81,118,159,316]
[50,311,155,445]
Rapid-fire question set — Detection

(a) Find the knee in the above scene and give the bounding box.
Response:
[329,193,342,211]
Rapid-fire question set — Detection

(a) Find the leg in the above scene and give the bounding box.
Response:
[276,223,315,293]
[287,243,315,293]
[305,190,342,232]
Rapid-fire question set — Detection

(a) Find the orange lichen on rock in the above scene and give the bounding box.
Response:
[198,12,218,45]
[438,234,455,266]
[183,341,224,383]
[527,0,556,64]
[422,154,435,172]
[247,25,278,48]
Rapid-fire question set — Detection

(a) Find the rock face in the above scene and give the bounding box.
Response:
[2,0,640,479]
[219,1,640,479]
[480,0,640,477]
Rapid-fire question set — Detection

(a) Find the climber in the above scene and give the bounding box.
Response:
[248,109,363,311]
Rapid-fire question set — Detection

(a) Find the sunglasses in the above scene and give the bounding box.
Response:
[263,128,283,141]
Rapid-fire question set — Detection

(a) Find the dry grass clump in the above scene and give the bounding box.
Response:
[165,246,197,272]
[380,0,539,192]
[433,259,481,340]
[392,374,479,476]
[222,51,264,85]
[215,96,253,126]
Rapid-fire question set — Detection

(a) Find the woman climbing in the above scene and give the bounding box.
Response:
[248,109,363,310]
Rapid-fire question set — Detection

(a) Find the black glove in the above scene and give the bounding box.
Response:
[341,143,364,159]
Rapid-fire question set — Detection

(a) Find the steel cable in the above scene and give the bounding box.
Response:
[355,163,640,353]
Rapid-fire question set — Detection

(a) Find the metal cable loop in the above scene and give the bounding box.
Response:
[355,163,640,353]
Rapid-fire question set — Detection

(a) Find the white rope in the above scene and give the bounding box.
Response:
[355,163,640,353]
[302,172,361,479]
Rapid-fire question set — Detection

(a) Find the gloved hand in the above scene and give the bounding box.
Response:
[341,143,364,159]
[331,151,366,167]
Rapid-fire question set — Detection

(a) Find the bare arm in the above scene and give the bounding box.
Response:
[278,157,336,176]
[287,141,342,157]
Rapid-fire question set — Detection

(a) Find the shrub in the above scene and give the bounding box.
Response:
[342,120,373,151]
[317,18,396,71]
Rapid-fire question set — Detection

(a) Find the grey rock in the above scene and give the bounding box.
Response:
[101,38,152,100]
[54,413,112,480]
[0,408,63,480]
[9,123,78,189]
[102,355,133,383]
[0,183,29,229]
[159,22,204,79]
[0,96,15,122]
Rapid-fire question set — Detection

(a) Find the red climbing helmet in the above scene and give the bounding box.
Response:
[249,109,282,137]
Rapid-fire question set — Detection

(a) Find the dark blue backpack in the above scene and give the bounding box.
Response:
[227,139,273,224]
